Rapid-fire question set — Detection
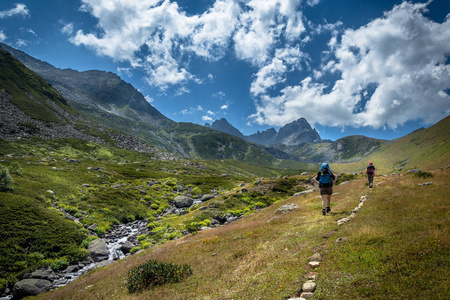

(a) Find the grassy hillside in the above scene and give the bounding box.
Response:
[32,169,449,299]
[0,137,313,291]
[333,115,450,173]
[0,49,77,123]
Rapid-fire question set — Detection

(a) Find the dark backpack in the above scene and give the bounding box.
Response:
[367,165,375,174]
[318,168,333,187]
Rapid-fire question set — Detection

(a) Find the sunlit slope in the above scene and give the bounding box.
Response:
[334,115,450,173]
[32,169,449,300]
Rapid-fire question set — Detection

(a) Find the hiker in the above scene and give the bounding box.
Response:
[312,163,336,216]
[366,162,376,188]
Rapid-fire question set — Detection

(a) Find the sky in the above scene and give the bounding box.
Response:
[0,0,449,141]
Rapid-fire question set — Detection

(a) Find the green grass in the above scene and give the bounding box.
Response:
[30,168,449,300]
[0,137,313,290]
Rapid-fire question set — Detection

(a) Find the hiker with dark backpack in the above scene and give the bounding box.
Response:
[312,163,337,216]
[366,162,376,188]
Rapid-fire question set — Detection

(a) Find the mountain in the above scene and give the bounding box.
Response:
[0,44,308,167]
[206,117,322,146]
[0,43,171,127]
[205,118,245,139]
[273,135,384,163]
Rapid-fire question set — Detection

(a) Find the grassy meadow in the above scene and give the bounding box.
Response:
[29,167,449,299]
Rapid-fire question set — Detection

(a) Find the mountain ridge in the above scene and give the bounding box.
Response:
[205,117,322,146]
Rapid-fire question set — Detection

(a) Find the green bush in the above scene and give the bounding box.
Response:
[0,165,13,191]
[81,236,99,248]
[414,171,434,179]
[50,257,69,271]
[9,162,23,176]
[126,259,192,293]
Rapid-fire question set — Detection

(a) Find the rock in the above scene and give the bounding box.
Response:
[199,194,215,201]
[336,237,349,243]
[64,265,80,273]
[308,253,322,262]
[199,206,208,211]
[88,238,109,262]
[13,279,52,299]
[81,184,90,187]
[294,189,314,197]
[301,172,309,175]
[308,261,320,268]
[241,188,248,193]
[46,190,55,196]
[120,241,135,254]
[24,267,56,281]
[254,180,261,185]
[173,195,194,208]
[406,169,421,174]
[305,272,318,280]
[276,204,298,214]
[339,181,350,185]
[178,209,189,216]
[88,224,98,231]
[300,292,314,299]
[417,182,433,186]
[302,281,317,292]
[68,159,81,163]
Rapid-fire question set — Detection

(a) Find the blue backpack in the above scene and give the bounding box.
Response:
[318,164,333,187]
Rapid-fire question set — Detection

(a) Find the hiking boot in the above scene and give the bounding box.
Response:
[322,209,326,216]
[326,206,331,213]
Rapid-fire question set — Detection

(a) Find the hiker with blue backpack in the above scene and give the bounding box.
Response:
[312,163,337,216]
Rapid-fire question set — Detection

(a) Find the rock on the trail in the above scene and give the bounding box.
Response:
[302,281,317,292]
[417,182,433,186]
[300,292,314,299]
[13,279,52,299]
[88,238,109,262]
[308,261,320,268]
[308,253,322,262]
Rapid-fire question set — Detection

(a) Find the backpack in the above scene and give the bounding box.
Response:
[318,168,333,187]
[367,165,375,175]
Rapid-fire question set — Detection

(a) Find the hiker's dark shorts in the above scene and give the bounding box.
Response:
[320,186,333,195]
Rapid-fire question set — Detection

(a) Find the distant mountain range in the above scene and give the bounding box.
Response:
[2,42,447,168]
[205,117,322,146]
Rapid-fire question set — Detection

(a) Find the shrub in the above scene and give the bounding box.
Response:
[130,246,142,255]
[9,162,23,176]
[414,171,434,179]
[50,257,69,271]
[0,165,13,192]
[185,222,200,233]
[126,259,192,293]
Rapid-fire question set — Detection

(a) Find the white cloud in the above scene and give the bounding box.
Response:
[0,4,29,18]
[71,0,307,90]
[60,22,74,35]
[306,0,321,6]
[117,67,132,77]
[15,39,27,47]
[207,110,215,115]
[144,95,154,103]
[250,46,307,96]
[233,0,304,65]
[202,115,213,122]
[221,104,228,110]
[251,2,450,129]
[213,91,226,99]
[0,31,6,42]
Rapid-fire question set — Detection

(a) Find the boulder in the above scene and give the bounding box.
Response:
[173,196,194,208]
[406,169,421,174]
[13,279,52,299]
[302,281,317,292]
[199,194,215,202]
[276,204,298,214]
[120,241,135,254]
[88,238,109,262]
[24,267,56,281]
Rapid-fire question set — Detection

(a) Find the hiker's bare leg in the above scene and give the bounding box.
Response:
[326,195,331,207]
[322,195,328,209]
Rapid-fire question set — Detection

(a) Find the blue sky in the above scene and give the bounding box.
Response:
[0,0,449,141]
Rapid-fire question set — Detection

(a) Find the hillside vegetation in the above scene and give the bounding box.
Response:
[31,169,449,299]
[0,137,314,292]
[332,115,450,174]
